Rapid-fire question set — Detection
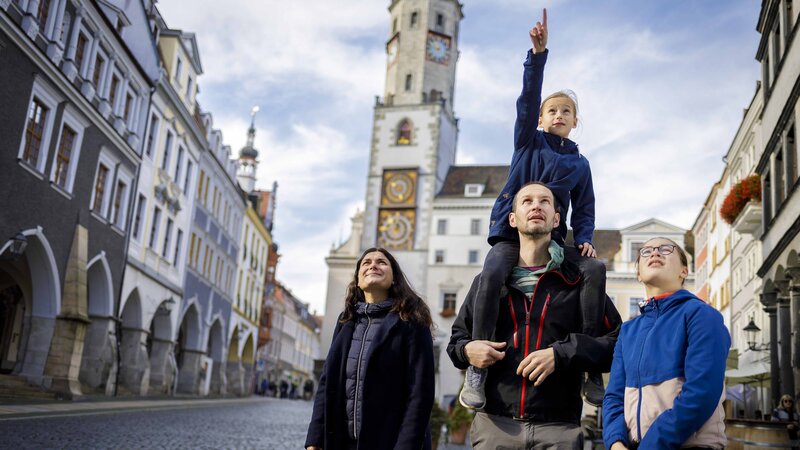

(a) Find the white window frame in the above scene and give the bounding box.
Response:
[184,159,193,193]
[437,219,447,235]
[74,24,94,79]
[465,183,484,197]
[111,167,133,230]
[90,150,119,219]
[18,77,62,174]
[174,144,185,182]
[161,129,173,171]
[107,68,122,114]
[132,193,146,242]
[49,104,89,194]
[145,111,160,159]
[174,56,183,84]
[435,250,445,264]
[162,217,173,259]
[149,206,162,250]
[90,47,108,92]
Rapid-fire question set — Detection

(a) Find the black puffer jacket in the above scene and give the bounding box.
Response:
[447,256,621,424]
[345,300,393,440]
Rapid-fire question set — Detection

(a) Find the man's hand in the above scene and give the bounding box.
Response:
[529,8,548,54]
[465,340,507,369]
[516,347,555,386]
[610,442,628,450]
[578,242,597,258]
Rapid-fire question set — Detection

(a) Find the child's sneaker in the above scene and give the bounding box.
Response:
[459,366,487,409]
[583,371,605,407]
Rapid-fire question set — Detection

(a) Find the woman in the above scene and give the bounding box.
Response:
[305,247,435,450]
[771,394,800,422]
[603,238,730,450]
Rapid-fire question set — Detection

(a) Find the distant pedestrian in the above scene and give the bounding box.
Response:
[771,394,800,422]
[303,379,314,400]
[603,238,730,449]
[305,248,435,450]
[260,379,268,397]
[279,380,288,398]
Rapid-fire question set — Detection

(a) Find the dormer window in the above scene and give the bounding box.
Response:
[464,183,484,197]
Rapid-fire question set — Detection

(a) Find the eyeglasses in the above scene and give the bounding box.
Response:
[639,244,677,258]
[784,400,794,404]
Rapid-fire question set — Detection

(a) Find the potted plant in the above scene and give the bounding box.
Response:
[447,400,474,445]
[429,402,447,450]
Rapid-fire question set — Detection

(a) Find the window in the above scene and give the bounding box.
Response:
[132,194,146,240]
[174,146,184,181]
[145,114,159,158]
[111,179,128,228]
[20,98,50,170]
[629,242,644,262]
[185,76,193,99]
[108,74,120,110]
[92,164,110,214]
[437,219,447,235]
[629,297,644,319]
[174,57,183,83]
[410,11,418,28]
[405,74,412,92]
[161,131,173,171]
[123,92,133,122]
[786,124,797,185]
[149,206,161,249]
[436,13,445,28]
[162,218,173,259]
[442,293,457,311]
[470,219,481,235]
[197,169,205,199]
[468,250,479,265]
[92,53,105,88]
[172,228,183,266]
[435,250,445,264]
[465,184,484,197]
[184,160,193,193]
[52,124,76,189]
[59,12,71,45]
[397,119,412,145]
[74,33,88,74]
[36,0,51,27]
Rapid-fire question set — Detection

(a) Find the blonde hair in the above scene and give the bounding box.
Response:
[539,89,579,118]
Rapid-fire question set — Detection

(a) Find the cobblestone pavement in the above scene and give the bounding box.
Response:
[0,396,471,450]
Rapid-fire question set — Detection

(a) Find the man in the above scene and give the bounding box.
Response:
[447,181,621,449]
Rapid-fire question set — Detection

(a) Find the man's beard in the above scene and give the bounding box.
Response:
[519,222,552,238]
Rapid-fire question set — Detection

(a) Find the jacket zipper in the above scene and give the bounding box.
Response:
[354,309,372,440]
[635,298,660,442]
[535,294,551,350]
[508,295,518,348]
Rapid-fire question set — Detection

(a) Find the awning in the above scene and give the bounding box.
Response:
[725,361,770,384]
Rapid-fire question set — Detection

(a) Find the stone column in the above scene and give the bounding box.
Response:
[61,6,84,82]
[78,317,116,392]
[119,327,150,395]
[176,349,204,395]
[787,268,800,396]
[43,225,90,399]
[242,362,255,396]
[209,359,227,396]
[147,338,174,396]
[762,291,780,407]
[226,359,244,396]
[45,0,66,64]
[777,287,794,399]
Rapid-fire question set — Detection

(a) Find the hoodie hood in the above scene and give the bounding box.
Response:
[639,289,699,315]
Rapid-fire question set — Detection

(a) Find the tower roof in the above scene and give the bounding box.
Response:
[239,106,259,159]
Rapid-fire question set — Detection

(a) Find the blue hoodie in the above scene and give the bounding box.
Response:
[602,290,730,449]
[488,49,595,247]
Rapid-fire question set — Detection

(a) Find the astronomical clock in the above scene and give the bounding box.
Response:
[377,169,417,250]
[425,31,451,65]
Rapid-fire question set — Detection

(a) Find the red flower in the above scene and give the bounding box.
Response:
[720,175,762,225]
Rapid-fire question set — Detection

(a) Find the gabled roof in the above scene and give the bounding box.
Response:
[621,218,687,234]
[160,29,203,74]
[436,165,509,198]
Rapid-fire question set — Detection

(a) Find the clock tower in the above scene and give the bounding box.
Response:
[320,0,463,355]
[361,0,463,290]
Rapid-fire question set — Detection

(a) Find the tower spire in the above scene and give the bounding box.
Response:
[237,105,260,193]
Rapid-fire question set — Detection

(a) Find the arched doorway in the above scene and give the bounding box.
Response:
[79,254,116,394]
[175,303,203,395]
[118,289,149,395]
[207,319,226,395]
[146,298,175,396]
[0,229,59,386]
[226,327,243,396]
[241,332,255,395]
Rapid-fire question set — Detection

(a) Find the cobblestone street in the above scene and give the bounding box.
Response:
[0,397,470,449]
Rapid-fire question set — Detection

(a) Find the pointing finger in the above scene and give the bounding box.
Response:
[542,8,547,28]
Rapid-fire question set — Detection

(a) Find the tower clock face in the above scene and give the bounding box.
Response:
[378,209,416,250]
[426,32,451,65]
[383,171,416,205]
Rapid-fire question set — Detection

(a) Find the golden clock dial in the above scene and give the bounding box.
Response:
[378,209,415,250]
[384,173,415,204]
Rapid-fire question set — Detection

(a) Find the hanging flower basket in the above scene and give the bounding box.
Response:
[720,175,761,225]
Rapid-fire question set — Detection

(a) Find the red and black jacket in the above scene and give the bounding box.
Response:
[447,258,621,424]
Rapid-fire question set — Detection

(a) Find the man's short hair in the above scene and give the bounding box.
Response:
[511,181,562,213]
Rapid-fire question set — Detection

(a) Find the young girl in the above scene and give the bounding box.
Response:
[459,8,610,409]
[602,238,729,449]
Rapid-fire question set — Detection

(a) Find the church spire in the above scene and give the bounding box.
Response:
[237,106,260,193]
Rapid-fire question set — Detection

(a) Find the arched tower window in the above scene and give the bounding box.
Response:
[410,11,418,28]
[405,74,413,92]
[397,119,412,145]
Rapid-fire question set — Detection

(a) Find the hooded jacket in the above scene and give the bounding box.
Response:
[447,246,621,424]
[602,290,730,450]
[488,49,595,247]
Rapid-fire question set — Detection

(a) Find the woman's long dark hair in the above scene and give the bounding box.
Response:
[339,247,432,327]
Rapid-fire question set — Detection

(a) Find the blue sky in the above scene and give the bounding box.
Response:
[157,0,762,314]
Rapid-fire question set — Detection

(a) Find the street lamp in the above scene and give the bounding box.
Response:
[743,318,767,351]
[0,232,28,261]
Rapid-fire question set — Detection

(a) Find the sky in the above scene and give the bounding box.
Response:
[156,0,763,315]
